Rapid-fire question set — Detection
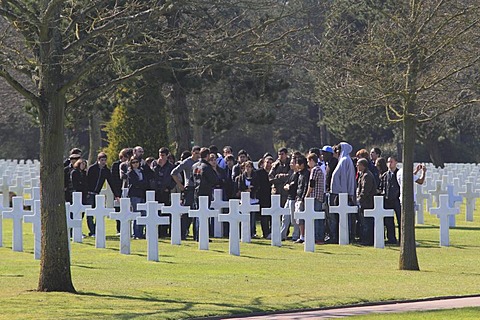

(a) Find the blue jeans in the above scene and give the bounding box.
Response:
[314,199,325,242]
[131,197,146,238]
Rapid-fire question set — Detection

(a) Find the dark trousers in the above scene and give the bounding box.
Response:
[181,187,195,239]
[359,207,374,245]
[157,190,171,238]
[86,194,96,236]
[384,198,400,243]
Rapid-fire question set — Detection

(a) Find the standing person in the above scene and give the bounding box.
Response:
[269,147,290,207]
[322,145,339,243]
[256,156,273,239]
[192,147,220,241]
[378,156,400,244]
[232,149,249,182]
[86,152,120,237]
[111,149,129,234]
[64,153,81,203]
[223,155,236,200]
[330,142,357,243]
[127,156,148,239]
[120,148,134,189]
[356,158,377,246]
[171,146,201,240]
[236,161,259,238]
[294,155,310,244]
[306,153,326,244]
[71,159,88,205]
[63,148,82,167]
[281,157,299,241]
[395,157,426,243]
[154,147,176,237]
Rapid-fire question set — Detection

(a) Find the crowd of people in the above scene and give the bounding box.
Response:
[63,142,426,245]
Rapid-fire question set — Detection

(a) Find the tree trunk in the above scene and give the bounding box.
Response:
[168,83,191,158]
[88,109,102,166]
[37,0,75,292]
[399,112,420,271]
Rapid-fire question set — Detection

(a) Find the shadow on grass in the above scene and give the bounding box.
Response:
[416,225,480,231]
[416,240,480,249]
[76,291,266,318]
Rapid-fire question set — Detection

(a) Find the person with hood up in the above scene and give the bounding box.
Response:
[330,142,357,243]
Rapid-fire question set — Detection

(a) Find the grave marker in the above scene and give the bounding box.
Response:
[162,193,189,245]
[261,194,290,247]
[109,198,140,254]
[137,200,169,261]
[430,194,460,246]
[294,197,325,252]
[189,196,219,250]
[2,196,32,252]
[24,200,41,259]
[364,196,395,249]
[219,199,246,256]
[85,195,112,248]
[239,192,259,243]
[70,192,91,243]
[329,193,358,245]
[458,182,480,222]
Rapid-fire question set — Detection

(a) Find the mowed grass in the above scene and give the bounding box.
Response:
[1,200,480,319]
[351,307,480,319]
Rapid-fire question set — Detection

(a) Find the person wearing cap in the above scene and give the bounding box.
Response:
[269,147,290,207]
[64,153,82,203]
[321,145,339,244]
[63,148,82,167]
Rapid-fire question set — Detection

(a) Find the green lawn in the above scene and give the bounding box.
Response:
[1,201,480,319]
[350,307,480,319]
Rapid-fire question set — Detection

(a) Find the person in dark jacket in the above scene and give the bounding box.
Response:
[191,147,220,241]
[127,155,148,239]
[281,157,299,241]
[64,153,81,203]
[235,160,260,237]
[356,158,377,246]
[295,155,310,244]
[154,147,176,238]
[256,156,273,238]
[85,152,120,237]
[71,159,88,205]
[111,148,129,234]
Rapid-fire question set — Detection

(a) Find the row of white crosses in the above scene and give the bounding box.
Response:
[1,161,480,261]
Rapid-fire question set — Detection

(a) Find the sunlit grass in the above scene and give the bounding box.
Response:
[0,200,479,319]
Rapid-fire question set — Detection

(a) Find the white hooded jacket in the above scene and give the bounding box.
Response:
[330,142,356,196]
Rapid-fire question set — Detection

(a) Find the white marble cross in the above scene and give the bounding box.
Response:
[459,182,479,222]
[329,193,358,245]
[261,194,290,247]
[23,187,40,207]
[2,196,32,252]
[24,200,41,259]
[137,200,169,261]
[294,197,325,252]
[447,185,462,228]
[162,193,189,245]
[218,199,245,256]
[65,202,82,256]
[211,189,229,238]
[109,198,140,254]
[145,190,156,202]
[1,174,10,207]
[69,192,91,243]
[239,192,259,243]
[8,176,24,196]
[0,194,7,247]
[430,194,460,246]
[364,196,394,249]
[189,196,219,250]
[430,180,446,207]
[85,195,112,249]
[415,184,430,225]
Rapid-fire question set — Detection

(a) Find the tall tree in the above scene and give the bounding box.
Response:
[315,0,479,270]
[0,0,176,292]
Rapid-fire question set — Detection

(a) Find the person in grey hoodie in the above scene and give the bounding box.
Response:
[329,142,356,243]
